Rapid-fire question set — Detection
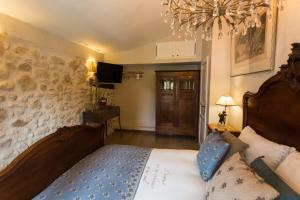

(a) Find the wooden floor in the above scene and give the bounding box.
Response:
[105,130,200,150]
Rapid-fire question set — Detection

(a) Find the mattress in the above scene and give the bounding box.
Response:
[135,149,207,200]
[33,145,206,200]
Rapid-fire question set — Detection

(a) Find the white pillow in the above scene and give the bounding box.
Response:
[276,151,300,194]
[239,126,295,169]
[206,153,279,200]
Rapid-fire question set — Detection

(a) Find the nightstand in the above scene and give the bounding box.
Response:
[208,123,240,137]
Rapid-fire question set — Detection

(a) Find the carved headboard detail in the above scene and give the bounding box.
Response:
[280,43,300,94]
[243,43,300,151]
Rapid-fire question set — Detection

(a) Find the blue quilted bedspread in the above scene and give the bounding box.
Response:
[33,145,152,200]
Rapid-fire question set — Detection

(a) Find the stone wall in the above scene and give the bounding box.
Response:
[0,34,107,170]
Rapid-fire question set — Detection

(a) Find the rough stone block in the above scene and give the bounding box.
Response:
[0,81,15,91]
[0,96,5,102]
[63,74,72,85]
[69,58,83,71]
[15,46,29,55]
[17,75,37,91]
[18,63,32,72]
[0,34,5,56]
[32,99,42,110]
[0,139,12,148]
[51,56,65,65]
[0,109,7,122]
[12,119,28,127]
[6,62,16,71]
[40,84,47,91]
[0,68,9,79]
[35,69,50,80]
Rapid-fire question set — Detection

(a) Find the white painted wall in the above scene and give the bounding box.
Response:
[229,0,300,130]
[208,25,231,124]
[104,35,202,64]
[106,34,204,132]
[106,26,232,131]
[115,65,200,131]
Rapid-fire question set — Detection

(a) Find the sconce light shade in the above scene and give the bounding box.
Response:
[216,95,236,106]
[87,60,97,73]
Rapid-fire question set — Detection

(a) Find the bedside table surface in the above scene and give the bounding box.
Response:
[208,124,239,133]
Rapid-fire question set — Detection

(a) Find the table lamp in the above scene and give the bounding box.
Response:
[216,95,236,126]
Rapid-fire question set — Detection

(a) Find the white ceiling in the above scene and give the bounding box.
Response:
[0,0,171,53]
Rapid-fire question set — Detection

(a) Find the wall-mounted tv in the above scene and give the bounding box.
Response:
[96,62,123,83]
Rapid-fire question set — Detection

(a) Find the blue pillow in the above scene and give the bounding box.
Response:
[251,157,300,200]
[197,132,230,181]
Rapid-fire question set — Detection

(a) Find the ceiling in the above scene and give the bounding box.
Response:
[0,0,171,53]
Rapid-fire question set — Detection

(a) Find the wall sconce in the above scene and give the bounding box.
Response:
[87,59,97,73]
[86,59,97,83]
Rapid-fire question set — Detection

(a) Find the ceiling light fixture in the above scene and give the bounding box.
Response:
[161,0,282,40]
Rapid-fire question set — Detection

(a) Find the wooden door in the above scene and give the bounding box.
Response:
[176,71,199,136]
[156,71,200,137]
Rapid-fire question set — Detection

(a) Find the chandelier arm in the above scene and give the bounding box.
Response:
[199,0,214,8]
[254,3,270,9]
[195,16,217,29]
[183,0,193,6]
[223,0,236,7]
[162,0,275,40]
[193,9,214,13]
[223,15,235,28]
[226,1,241,8]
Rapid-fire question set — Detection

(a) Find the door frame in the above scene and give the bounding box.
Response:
[198,56,211,143]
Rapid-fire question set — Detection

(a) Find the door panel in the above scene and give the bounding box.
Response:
[159,96,175,125]
[156,75,176,130]
[177,72,199,136]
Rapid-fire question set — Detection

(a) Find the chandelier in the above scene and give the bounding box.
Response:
[161,0,282,40]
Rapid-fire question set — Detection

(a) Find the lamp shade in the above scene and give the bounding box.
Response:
[216,95,236,106]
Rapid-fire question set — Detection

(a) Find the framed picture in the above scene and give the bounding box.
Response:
[230,4,278,77]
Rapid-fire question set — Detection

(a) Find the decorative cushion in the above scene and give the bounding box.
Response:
[239,126,295,169]
[197,132,230,181]
[251,157,300,199]
[206,153,279,200]
[276,151,300,195]
[222,131,249,160]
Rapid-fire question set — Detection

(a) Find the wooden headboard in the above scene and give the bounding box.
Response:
[0,125,105,200]
[243,43,300,151]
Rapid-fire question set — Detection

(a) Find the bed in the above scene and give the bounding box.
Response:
[0,43,300,200]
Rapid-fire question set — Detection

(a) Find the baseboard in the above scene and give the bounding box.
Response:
[114,128,155,133]
[115,125,155,132]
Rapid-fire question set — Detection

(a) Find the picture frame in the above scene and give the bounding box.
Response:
[230,3,278,77]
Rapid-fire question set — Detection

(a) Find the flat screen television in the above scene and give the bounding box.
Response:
[96,62,123,83]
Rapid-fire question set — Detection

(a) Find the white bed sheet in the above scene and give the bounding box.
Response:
[134,149,207,200]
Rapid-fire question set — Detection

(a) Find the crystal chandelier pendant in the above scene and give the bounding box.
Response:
[161,0,282,40]
[277,0,285,10]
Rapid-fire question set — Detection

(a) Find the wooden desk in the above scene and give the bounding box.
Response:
[83,106,121,136]
[208,123,240,137]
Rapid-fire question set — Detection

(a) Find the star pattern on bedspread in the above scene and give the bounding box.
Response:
[34,145,152,200]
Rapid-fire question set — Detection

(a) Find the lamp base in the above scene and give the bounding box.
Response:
[218,110,227,125]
